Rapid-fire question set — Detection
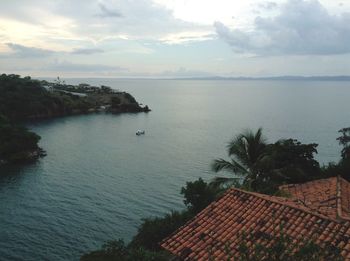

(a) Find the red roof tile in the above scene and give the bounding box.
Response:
[280,176,350,220]
[161,184,350,260]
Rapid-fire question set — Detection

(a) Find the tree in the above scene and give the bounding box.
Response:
[111,97,121,107]
[211,128,267,190]
[323,127,350,181]
[0,115,43,164]
[258,139,321,188]
[80,240,170,261]
[128,211,193,251]
[181,178,219,214]
[211,129,323,194]
[337,127,350,160]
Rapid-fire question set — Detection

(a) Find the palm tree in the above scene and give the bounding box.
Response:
[211,128,267,190]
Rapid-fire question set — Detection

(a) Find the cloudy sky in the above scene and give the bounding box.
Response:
[0,0,349,78]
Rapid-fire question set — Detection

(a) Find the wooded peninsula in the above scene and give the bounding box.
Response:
[0,74,150,165]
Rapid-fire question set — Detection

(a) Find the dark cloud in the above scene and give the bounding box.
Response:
[215,0,350,55]
[97,3,122,18]
[6,43,54,58]
[70,48,104,55]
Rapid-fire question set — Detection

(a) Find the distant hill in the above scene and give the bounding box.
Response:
[169,75,350,81]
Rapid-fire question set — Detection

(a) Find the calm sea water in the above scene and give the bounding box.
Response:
[0,79,350,260]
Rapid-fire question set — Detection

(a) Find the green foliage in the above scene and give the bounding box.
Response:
[0,116,42,163]
[111,97,121,107]
[181,178,219,213]
[263,139,321,183]
[212,129,322,194]
[80,240,170,261]
[123,92,137,104]
[129,210,193,251]
[252,139,322,193]
[0,74,94,120]
[337,127,350,160]
[322,127,350,181]
[101,85,113,93]
[211,128,266,190]
[235,224,343,261]
[130,178,218,251]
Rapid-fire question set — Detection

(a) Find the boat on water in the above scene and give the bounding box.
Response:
[136,130,145,136]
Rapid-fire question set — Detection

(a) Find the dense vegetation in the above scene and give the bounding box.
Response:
[0,116,44,164]
[0,74,93,120]
[322,127,350,179]
[211,128,325,194]
[80,240,170,261]
[211,128,350,195]
[82,128,350,260]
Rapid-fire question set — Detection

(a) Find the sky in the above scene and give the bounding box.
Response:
[0,0,349,78]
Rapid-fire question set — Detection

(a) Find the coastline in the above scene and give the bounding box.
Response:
[0,75,150,167]
[0,148,46,167]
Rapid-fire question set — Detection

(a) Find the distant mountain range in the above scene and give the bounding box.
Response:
[39,76,350,81]
[170,76,350,81]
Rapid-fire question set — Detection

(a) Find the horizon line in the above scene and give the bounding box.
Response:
[33,75,350,81]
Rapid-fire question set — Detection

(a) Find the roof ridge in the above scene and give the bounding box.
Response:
[338,175,350,185]
[230,188,345,223]
[279,176,338,190]
[160,186,350,249]
[336,175,342,220]
[336,175,350,221]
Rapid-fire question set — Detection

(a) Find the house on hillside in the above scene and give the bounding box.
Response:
[161,176,350,260]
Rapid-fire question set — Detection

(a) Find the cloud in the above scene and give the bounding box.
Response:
[97,3,122,18]
[4,43,106,57]
[159,67,214,78]
[257,1,278,10]
[46,60,128,73]
[0,0,213,58]
[6,43,55,57]
[70,48,104,55]
[215,0,350,55]
[160,31,214,44]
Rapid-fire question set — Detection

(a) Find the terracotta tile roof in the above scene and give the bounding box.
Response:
[340,178,350,219]
[280,176,350,220]
[161,185,350,260]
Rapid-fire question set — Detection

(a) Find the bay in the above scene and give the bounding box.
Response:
[0,79,349,260]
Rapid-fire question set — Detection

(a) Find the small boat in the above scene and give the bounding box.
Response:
[136,130,145,136]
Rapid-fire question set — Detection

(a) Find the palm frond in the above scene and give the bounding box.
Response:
[209,177,242,189]
[211,158,248,175]
[227,128,267,169]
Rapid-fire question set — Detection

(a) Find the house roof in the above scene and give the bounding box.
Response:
[280,176,350,220]
[161,182,350,260]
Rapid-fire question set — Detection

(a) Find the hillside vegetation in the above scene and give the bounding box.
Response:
[0,74,149,120]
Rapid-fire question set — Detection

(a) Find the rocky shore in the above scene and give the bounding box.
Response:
[0,148,46,167]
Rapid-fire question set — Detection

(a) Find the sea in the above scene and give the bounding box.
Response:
[0,79,349,260]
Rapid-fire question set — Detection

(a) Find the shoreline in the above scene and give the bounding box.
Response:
[0,75,150,167]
